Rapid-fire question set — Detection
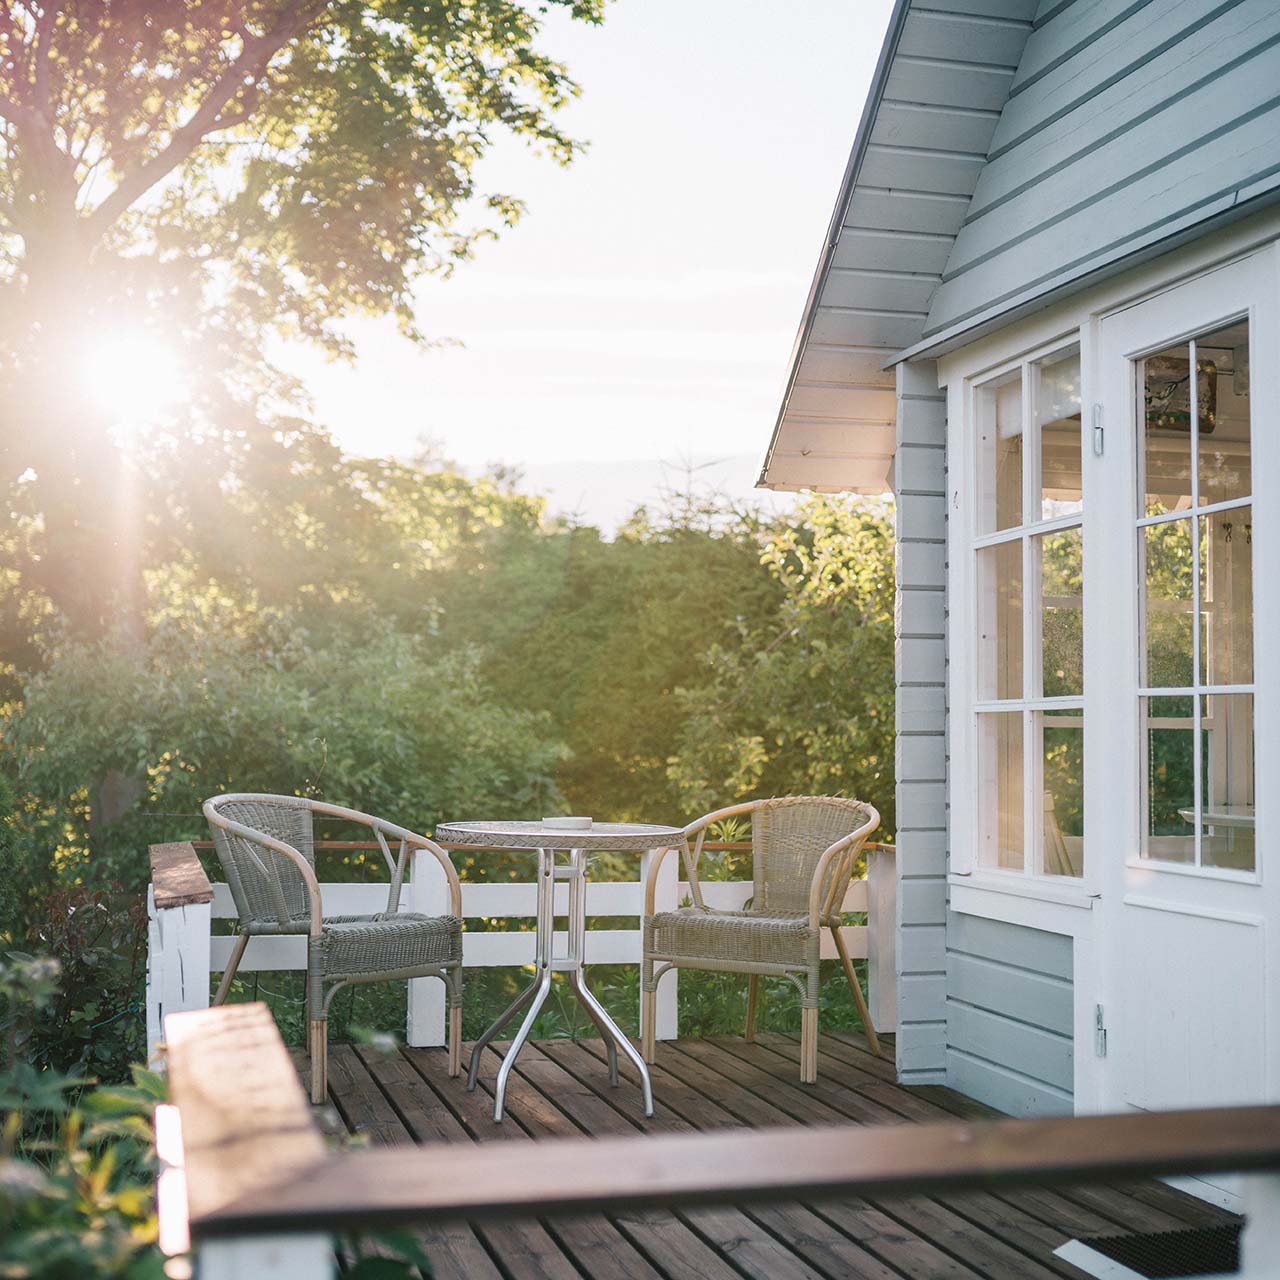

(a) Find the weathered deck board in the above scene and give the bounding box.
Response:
[318,1032,1237,1280]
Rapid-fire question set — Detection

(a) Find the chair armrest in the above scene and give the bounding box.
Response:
[201,802,325,937]
[643,845,679,916]
[300,799,463,918]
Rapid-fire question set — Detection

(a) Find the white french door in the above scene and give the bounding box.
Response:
[1085,252,1280,1145]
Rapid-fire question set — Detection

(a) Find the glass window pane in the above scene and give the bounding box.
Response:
[1200,693,1255,871]
[1141,695,1196,863]
[1197,319,1250,506]
[977,370,1023,533]
[1142,518,1195,688]
[1039,527,1082,698]
[1036,348,1082,520]
[1140,342,1195,516]
[979,712,1024,870]
[1201,504,1253,687]
[977,539,1023,700]
[1042,713,1083,877]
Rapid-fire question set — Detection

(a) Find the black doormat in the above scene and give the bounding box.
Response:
[1079,1223,1241,1277]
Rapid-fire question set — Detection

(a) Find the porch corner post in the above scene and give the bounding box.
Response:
[893,357,949,1085]
[641,846,679,1041]
[197,1234,335,1279]
[146,884,212,1062]
[406,847,449,1047]
[1240,1172,1280,1277]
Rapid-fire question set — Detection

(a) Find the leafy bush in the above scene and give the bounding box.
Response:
[21,889,147,1080]
[0,953,165,1280]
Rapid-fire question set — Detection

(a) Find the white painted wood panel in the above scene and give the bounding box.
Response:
[992,0,1261,156]
[949,43,1280,278]
[1011,0,1152,92]
[884,57,1016,113]
[977,1,1280,206]
[872,101,1002,155]
[844,188,971,237]
[930,98,1280,329]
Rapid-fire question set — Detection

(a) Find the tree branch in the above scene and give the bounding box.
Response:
[32,2,57,116]
[85,1,329,239]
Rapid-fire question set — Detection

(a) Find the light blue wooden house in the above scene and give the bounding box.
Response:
[761,0,1277,1207]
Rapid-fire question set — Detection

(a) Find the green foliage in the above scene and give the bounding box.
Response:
[0,954,166,1280]
[667,495,897,835]
[8,610,565,889]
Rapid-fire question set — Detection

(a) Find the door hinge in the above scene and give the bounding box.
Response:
[1094,1004,1108,1057]
[1092,403,1105,456]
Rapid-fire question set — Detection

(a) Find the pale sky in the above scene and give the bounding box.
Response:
[285,0,894,507]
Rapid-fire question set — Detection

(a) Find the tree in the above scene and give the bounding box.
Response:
[0,0,603,828]
[667,496,897,836]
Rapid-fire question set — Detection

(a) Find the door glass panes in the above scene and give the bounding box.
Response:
[1143,695,1196,863]
[1040,528,1082,697]
[1201,504,1252,686]
[973,344,1084,880]
[977,539,1022,700]
[977,370,1023,533]
[1138,318,1254,871]
[1140,341,1194,516]
[1042,712,1084,877]
[1142,519,1196,688]
[1197,321,1251,505]
[1200,693,1255,871]
[1037,347,1082,519]
[979,712,1024,870]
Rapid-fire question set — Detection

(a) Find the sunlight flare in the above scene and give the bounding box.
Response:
[79,330,187,430]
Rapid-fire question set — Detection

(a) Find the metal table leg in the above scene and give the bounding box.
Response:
[469,847,556,1121]
[471,846,654,1121]
[564,849,655,1117]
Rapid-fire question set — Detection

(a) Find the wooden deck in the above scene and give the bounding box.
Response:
[319,1031,1237,1280]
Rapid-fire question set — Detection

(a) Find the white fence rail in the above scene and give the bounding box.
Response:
[146,845,896,1057]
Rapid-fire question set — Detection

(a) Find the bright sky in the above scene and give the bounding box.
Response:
[286,0,894,497]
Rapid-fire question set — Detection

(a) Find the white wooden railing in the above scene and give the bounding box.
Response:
[145,842,897,1056]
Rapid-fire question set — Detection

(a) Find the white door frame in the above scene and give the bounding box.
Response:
[1080,248,1280,1120]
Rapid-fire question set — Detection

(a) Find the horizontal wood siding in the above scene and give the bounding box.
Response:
[762,2,1035,494]
[926,0,1280,337]
[946,911,1074,1117]
[894,358,949,1082]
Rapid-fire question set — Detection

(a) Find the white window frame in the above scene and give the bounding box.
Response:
[952,336,1089,897]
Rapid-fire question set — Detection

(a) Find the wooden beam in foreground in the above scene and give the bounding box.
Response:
[165,1003,325,1226]
[197,1104,1280,1237]
[150,841,214,910]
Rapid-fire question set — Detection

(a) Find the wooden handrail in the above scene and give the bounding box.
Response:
[186,838,895,854]
[165,1004,1280,1246]
[150,842,214,910]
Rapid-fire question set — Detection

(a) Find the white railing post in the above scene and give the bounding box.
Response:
[146,885,212,1061]
[199,1235,335,1278]
[642,848,679,1041]
[866,847,897,1035]
[406,847,449,1047]
[1240,1172,1280,1278]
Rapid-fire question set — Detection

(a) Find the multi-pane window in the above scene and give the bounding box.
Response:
[974,347,1084,878]
[1139,320,1255,871]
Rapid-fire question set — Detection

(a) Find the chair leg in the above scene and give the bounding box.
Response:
[212,932,249,1007]
[448,1005,462,1078]
[800,1006,818,1084]
[642,979,657,1064]
[745,974,760,1042]
[309,1018,328,1105]
[831,925,882,1058]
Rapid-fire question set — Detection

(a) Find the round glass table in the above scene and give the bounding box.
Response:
[435,819,683,1121]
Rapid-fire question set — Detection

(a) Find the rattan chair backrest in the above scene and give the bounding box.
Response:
[206,794,318,933]
[752,796,875,916]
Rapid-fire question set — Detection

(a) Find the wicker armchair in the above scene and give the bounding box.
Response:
[203,793,463,1104]
[641,795,880,1084]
